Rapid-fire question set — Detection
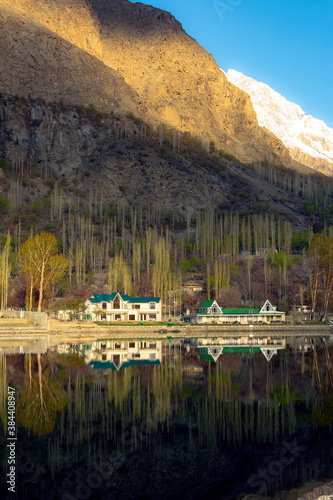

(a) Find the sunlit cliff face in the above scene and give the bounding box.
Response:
[0,0,295,167]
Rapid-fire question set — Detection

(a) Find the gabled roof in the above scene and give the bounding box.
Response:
[88,360,161,370]
[88,293,117,303]
[87,293,160,304]
[259,300,277,312]
[197,346,280,362]
[88,360,117,370]
[198,300,215,308]
[222,308,261,315]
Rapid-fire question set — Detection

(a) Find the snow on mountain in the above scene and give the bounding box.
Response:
[225,69,333,171]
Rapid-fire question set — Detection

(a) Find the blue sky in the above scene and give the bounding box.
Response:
[133,0,333,127]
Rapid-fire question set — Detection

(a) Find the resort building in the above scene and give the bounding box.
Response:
[195,337,286,362]
[84,292,162,322]
[83,340,162,370]
[188,299,285,324]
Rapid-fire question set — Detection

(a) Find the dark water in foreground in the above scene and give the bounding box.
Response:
[0,335,333,499]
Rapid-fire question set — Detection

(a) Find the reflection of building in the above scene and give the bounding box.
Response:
[83,340,163,370]
[0,336,48,354]
[85,293,162,322]
[189,299,285,324]
[195,336,286,362]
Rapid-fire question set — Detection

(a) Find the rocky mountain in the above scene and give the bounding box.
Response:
[0,0,294,168]
[226,69,333,176]
[1,93,312,228]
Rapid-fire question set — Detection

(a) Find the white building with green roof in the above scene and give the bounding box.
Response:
[189,299,285,324]
[85,292,162,322]
[196,337,286,362]
[82,340,162,370]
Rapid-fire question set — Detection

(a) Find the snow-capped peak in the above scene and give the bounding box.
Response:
[225,69,333,168]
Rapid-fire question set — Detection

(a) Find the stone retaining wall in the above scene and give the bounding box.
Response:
[1,310,49,329]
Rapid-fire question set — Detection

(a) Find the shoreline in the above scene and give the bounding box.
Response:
[0,324,332,346]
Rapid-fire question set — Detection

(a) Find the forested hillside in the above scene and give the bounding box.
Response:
[1,97,333,318]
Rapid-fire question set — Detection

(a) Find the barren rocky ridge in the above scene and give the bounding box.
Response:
[0,0,297,167]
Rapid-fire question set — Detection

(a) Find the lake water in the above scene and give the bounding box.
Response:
[0,335,333,499]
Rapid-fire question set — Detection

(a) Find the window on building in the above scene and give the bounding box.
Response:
[129,314,135,321]
[102,354,107,361]
[150,353,156,360]
[113,295,120,309]
[149,314,156,320]
[150,303,156,309]
[134,304,140,309]
[115,342,121,349]
[129,342,135,348]
[102,302,107,309]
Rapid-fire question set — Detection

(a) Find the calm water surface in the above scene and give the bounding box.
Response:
[0,335,333,499]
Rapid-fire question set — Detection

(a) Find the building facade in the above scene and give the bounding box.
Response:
[83,339,162,370]
[85,292,162,322]
[188,299,285,324]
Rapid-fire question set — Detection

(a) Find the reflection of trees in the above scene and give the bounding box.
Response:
[313,394,333,428]
[17,354,67,436]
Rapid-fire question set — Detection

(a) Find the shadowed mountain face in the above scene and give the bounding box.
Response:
[0,2,139,115]
[0,0,294,167]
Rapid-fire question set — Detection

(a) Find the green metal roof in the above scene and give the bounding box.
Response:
[222,308,261,315]
[88,293,160,304]
[88,359,161,370]
[199,352,215,362]
[223,346,262,353]
[88,360,117,370]
[198,300,215,308]
[127,297,161,303]
[197,346,278,362]
[88,293,117,303]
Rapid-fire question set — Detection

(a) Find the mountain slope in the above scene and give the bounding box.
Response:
[226,69,333,176]
[0,0,294,168]
[0,94,316,229]
[0,4,139,115]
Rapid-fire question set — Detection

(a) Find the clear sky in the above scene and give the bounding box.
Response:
[132,0,333,128]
